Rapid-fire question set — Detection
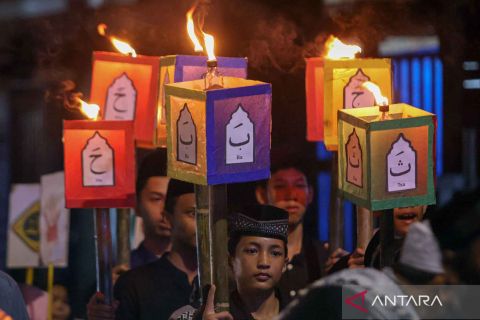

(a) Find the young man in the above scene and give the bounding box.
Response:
[113,179,197,320]
[255,160,362,301]
[171,205,290,320]
[131,148,172,268]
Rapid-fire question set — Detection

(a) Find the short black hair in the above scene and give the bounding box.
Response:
[136,149,167,197]
[164,179,194,214]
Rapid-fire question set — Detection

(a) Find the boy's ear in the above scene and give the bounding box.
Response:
[255,186,268,205]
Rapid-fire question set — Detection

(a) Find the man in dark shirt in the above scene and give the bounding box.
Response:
[255,159,363,302]
[114,179,197,320]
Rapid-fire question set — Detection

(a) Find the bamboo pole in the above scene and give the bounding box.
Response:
[329,152,344,251]
[379,208,395,268]
[194,184,229,312]
[356,207,373,250]
[116,208,131,266]
[94,208,114,304]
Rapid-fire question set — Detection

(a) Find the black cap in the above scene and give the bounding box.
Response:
[165,179,195,213]
[229,205,289,242]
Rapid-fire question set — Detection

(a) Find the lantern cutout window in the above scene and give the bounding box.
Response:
[64,120,135,208]
[165,77,271,185]
[305,58,392,150]
[338,104,436,211]
[157,55,248,147]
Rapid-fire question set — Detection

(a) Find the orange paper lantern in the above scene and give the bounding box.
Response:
[63,120,136,208]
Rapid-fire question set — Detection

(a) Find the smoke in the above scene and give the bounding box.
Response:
[44,80,83,115]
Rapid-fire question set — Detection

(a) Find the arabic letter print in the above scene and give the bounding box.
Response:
[177,104,197,165]
[105,73,137,120]
[344,69,375,109]
[387,133,417,192]
[82,132,115,186]
[345,129,363,187]
[225,104,254,164]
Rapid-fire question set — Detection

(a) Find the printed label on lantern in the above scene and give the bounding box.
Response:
[177,104,197,165]
[386,133,417,192]
[104,73,137,120]
[225,104,255,164]
[343,69,375,109]
[160,71,170,125]
[345,129,363,187]
[81,131,115,187]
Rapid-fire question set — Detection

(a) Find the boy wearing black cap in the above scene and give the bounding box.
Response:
[171,205,289,320]
[114,179,198,320]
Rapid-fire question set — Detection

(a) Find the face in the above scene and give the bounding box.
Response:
[231,236,287,293]
[52,285,71,320]
[167,193,197,249]
[393,206,426,237]
[137,177,171,239]
[262,168,312,227]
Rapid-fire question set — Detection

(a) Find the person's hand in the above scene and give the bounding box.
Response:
[86,292,119,320]
[0,309,12,320]
[203,285,233,320]
[112,263,129,285]
[324,243,349,273]
[347,248,365,269]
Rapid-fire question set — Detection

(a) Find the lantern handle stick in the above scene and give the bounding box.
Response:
[94,208,114,305]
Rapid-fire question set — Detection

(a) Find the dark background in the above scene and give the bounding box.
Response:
[0,0,479,317]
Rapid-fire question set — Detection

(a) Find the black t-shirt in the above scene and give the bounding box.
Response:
[277,237,329,304]
[114,253,198,320]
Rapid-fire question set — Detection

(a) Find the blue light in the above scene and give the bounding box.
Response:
[412,57,421,107]
[400,59,410,103]
[316,142,332,161]
[434,58,443,176]
[317,172,330,241]
[343,201,354,252]
[422,57,433,112]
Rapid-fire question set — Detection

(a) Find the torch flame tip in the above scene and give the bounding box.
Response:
[362,81,389,106]
[77,98,100,120]
[325,35,361,60]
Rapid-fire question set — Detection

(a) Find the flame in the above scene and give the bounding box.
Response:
[186,8,204,52]
[203,32,216,61]
[324,36,361,60]
[361,81,389,106]
[78,99,100,120]
[97,23,137,57]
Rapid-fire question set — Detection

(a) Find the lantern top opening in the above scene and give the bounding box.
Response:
[165,77,269,93]
[339,103,434,124]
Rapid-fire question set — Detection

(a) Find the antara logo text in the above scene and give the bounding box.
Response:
[372,295,443,307]
[345,290,443,313]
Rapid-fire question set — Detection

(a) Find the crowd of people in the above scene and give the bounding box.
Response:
[2,148,480,319]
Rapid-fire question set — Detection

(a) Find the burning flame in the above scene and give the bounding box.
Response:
[324,36,361,60]
[78,99,100,120]
[97,23,137,57]
[186,8,204,52]
[362,81,389,106]
[203,32,216,61]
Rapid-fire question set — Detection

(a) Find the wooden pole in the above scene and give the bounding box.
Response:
[329,152,344,251]
[379,208,395,268]
[94,208,114,304]
[194,184,229,312]
[356,207,373,250]
[116,208,131,265]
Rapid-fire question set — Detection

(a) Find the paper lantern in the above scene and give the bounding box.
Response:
[63,120,135,208]
[165,77,271,185]
[338,104,436,210]
[305,58,392,150]
[90,52,160,148]
[157,55,248,147]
